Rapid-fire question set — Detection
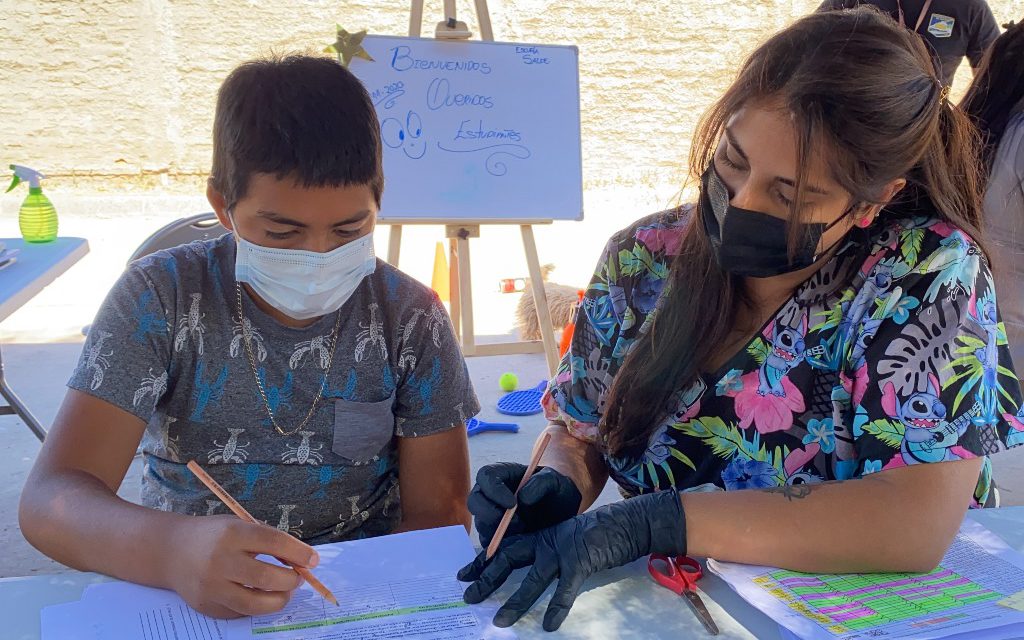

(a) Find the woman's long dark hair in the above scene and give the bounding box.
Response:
[961,19,1024,171]
[600,6,987,458]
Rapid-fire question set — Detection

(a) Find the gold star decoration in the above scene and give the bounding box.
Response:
[324,26,374,68]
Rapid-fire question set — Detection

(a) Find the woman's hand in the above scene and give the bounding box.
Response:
[458,490,687,632]
[467,463,583,547]
[167,515,320,619]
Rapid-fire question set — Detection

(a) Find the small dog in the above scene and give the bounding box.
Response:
[514,264,581,341]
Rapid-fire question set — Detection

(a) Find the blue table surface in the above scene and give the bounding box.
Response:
[0,238,89,304]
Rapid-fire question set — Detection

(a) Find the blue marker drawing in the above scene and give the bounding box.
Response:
[453,119,521,142]
[515,46,550,65]
[371,81,406,110]
[436,142,532,176]
[382,111,426,159]
[426,77,495,110]
[389,46,492,75]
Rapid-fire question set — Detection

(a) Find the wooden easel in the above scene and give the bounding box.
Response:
[386,0,561,375]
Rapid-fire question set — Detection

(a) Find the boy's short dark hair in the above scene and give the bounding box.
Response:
[210,55,383,209]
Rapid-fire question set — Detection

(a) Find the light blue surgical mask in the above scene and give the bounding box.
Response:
[232,218,376,320]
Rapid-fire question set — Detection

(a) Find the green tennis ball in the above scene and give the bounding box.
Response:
[499,372,519,392]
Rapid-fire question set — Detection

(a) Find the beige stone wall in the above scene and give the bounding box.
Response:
[2,0,1021,207]
[0,0,1021,343]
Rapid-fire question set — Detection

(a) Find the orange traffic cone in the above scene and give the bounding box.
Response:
[559,290,585,357]
[431,241,450,302]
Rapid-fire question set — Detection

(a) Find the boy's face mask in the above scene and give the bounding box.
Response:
[699,164,849,278]
[230,212,376,320]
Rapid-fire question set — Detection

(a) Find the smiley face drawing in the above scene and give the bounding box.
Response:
[381,110,426,159]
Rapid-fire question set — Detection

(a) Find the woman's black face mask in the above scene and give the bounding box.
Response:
[700,164,850,278]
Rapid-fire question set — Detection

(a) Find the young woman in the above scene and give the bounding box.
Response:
[961,17,1024,375]
[459,6,1023,632]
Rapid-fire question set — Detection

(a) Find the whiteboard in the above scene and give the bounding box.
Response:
[350,35,583,223]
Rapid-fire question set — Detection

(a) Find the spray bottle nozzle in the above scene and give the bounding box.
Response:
[7,165,45,192]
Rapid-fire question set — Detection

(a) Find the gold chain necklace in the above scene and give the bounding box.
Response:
[236,282,342,436]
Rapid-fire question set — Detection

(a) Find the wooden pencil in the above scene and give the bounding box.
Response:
[186,460,338,606]
[485,432,553,560]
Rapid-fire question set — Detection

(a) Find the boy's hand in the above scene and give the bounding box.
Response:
[168,515,320,618]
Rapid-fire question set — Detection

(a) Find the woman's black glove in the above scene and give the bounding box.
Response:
[467,463,583,547]
[458,489,687,632]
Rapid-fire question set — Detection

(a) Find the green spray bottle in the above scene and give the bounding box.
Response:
[6,165,58,243]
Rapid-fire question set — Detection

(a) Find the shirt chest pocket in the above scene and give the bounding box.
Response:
[332,393,396,465]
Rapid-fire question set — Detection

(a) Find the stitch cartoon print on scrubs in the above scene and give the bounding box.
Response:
[544,206,1023,506]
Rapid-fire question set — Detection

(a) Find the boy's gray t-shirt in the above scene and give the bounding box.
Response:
[69,233,479,543]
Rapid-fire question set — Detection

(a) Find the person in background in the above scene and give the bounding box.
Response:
[817,0,1001,86]
[961,18,1024,376]
[458,7,1023,632]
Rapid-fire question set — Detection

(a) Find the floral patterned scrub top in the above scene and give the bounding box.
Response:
[543,206,1024,506]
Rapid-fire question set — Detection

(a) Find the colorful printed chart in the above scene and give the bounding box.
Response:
[754,566,1001,635]
[709,520,1024,640]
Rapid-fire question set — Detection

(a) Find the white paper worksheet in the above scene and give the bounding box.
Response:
[234,526,511,640]
[40,526,513,640]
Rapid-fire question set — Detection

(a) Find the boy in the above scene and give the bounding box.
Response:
[19,55,478,618]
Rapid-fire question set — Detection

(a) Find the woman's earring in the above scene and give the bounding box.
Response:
[856,216,873,229]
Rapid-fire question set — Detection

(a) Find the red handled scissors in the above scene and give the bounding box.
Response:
[648,554,720,636]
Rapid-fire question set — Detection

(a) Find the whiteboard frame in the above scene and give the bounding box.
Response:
[378,0,565,375]
[353,34,585,225]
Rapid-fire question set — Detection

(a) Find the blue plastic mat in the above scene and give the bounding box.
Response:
[497,381,547,416]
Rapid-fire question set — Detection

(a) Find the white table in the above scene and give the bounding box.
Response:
[2,507,1022,640]
[0,237,89,441]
